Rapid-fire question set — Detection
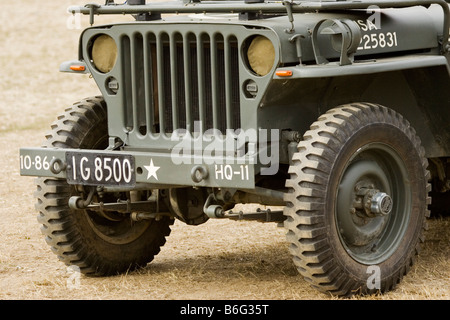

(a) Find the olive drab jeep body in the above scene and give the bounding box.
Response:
[19,0,450,296]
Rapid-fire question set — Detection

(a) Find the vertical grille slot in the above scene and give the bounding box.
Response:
[183,33,194,131]
[143,33,157,135]
[157,33,167,134]
[121,29,241,137]
[122,33,146,134]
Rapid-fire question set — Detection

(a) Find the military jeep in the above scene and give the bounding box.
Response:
[19,0,450,296]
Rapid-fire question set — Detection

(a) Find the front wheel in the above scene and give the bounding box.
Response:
[284,103,430,296]
[35,97,173,275]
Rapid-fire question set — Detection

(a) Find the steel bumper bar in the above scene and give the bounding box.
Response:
[19,147,256,189]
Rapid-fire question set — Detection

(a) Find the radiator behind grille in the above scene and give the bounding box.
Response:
[121,31,241,137]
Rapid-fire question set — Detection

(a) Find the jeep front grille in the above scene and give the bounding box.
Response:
[120,31,241,136]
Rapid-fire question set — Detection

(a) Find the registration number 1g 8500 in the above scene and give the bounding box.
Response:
[66,152,135,186]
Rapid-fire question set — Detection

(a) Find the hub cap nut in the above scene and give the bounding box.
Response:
[370,192,393,216]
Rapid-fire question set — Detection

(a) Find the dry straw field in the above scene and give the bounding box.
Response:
[0,1,449,300]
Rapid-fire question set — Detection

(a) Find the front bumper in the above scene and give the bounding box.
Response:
[19,147,255,189]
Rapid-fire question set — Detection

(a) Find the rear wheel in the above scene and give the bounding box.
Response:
[284,103,430,295]
[35,97,172,275]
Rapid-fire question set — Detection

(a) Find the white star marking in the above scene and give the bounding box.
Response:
[144,159,160,180]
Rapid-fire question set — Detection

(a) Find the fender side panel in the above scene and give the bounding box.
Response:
[259,62,450,158]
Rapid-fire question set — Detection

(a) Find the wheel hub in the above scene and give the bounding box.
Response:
[371,192,393,216]
[336,159,395,249]
[352,183,393,218]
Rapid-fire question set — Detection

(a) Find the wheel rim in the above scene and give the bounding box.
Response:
[335,142,412,264]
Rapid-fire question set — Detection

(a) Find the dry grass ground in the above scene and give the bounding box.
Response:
[0,1,449,301]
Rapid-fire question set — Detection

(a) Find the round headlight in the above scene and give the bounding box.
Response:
[247,36,275,76]
[91,34,117,73]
